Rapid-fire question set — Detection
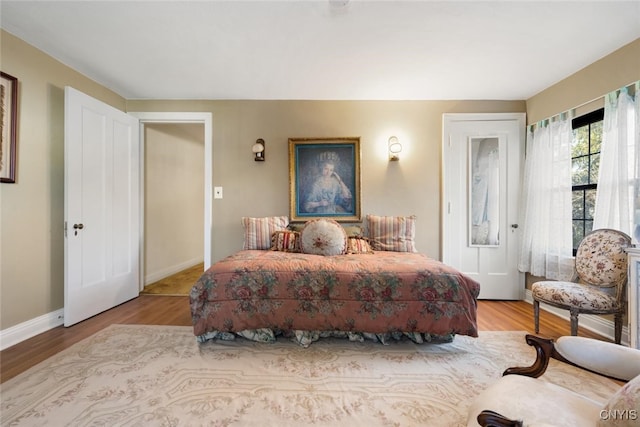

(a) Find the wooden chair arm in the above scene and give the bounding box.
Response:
[502,334,573,378]
[476,335,625,427]
[502,334,560,378]
[477,410,523,427]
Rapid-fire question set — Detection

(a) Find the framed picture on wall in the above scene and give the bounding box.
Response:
[289,137,361,222]
[1,71,18,183]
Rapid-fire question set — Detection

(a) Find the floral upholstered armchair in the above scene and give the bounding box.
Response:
[532,229,632,344]
[467,335,640,427]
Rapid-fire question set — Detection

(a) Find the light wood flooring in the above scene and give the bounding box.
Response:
[0,297,610,384]
[140,263,204,296]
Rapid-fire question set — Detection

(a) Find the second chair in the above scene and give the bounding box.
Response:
[531,228,631,344]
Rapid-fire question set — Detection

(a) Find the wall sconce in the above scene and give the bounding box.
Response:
[252,138,265,161]
[388,136,402,161]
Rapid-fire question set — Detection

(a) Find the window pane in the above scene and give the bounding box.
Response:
[585,220,593,236]
[572,111,602,254]
[590,122,602,154]
[572,190,584,218]
[573,220,584,249]
[572,127,589,157]
[572,157,589,185]
[590,153,600,184]
[585,189,596,219]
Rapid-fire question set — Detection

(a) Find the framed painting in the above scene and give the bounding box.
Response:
[289,137,361,222]
[1,72,18,183]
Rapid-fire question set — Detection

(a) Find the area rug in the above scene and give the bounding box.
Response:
[0,326,620,427]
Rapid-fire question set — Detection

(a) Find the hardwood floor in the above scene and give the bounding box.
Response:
[0,296,609,384]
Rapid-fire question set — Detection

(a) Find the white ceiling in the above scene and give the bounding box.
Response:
[1,1,639,101]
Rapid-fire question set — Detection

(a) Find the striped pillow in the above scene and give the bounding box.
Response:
[366,214,417,252]
[346,236,374,254]
[242,216,289,250]
[270,230,300,252]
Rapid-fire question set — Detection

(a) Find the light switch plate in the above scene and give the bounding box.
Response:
[214,186,223,199]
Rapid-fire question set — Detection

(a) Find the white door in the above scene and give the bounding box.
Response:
[64,87,140,326]
[442,113,525,300]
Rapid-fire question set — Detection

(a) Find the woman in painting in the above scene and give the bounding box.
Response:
[303,151,352,214]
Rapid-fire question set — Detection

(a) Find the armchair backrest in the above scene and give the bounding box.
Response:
[575,229,631,290]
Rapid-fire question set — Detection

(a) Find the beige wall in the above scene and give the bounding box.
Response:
[527,38,640,124]
[0,31,126,330]
[126,99,524,264]
[1,29,637,333]
[144,123,204,284]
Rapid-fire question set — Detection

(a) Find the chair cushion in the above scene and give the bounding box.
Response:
[466,374,604,427]
[556,337,640,381]
[575,229,630,287]
[597,374,640,427]
[532,281,619,311]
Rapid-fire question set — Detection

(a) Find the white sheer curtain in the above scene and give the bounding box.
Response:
[593,83,639,243]
[518,115,574,280]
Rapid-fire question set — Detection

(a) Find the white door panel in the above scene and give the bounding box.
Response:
[443,114,525,300]
[64,87,139,326]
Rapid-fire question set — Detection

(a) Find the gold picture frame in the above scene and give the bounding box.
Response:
[289,137,361,222]
[1,72,18,183]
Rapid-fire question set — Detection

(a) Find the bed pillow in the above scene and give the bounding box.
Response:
[300,219,348,256]
[242,216,289,250]
[287,223,304,233]
[346,236,374,254]
[342,224,364,237]
[366,214,417,252]
[270,230,300,252]
[290,223,362,237]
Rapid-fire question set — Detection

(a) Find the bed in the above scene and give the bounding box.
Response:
[190,215,480,346]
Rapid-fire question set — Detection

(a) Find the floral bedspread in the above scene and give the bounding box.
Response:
[190,250,480,345]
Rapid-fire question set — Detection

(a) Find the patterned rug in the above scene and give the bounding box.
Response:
[141,263,204,296]
[0,326,620,427]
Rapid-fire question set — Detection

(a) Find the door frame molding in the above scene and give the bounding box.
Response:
[129,112,213,291]
[442,112,526,299]
[441,112,525,256]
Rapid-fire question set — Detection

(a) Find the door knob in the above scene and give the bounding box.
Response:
[511,224,518,229]
[73,223,84,235]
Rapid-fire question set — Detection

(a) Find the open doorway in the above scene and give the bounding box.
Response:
[143,123,204,288]
[129,112,213,292]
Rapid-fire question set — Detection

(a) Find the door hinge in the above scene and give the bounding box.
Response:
[64,221,67,238]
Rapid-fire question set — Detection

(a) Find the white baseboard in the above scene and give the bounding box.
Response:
[144,257,203,285]
[524,289,629,345]
[0,308,64,351]
[1,258,203,351]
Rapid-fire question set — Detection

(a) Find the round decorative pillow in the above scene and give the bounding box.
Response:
[300,219,348,256]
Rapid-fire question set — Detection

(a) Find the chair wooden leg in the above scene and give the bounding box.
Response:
[614,312,622,344]
[533,300,540,334]
[569,308,579,336]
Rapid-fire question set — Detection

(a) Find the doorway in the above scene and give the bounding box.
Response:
[442,113,525,300]
[143,123,204,287]
[130,112,213,291]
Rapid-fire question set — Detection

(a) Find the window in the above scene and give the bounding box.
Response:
[571,109,604,254]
